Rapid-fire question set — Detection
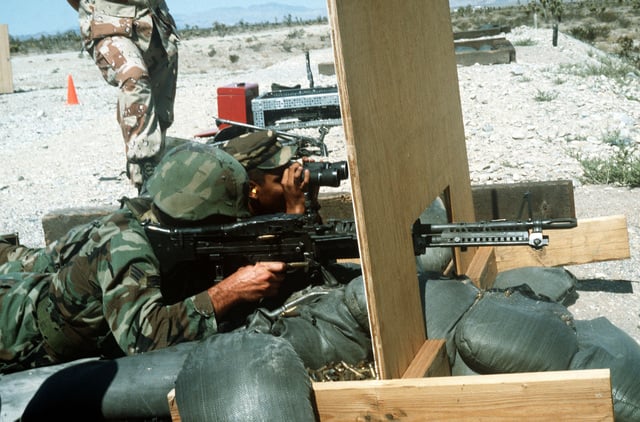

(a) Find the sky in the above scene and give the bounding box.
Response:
[0,0,329,38]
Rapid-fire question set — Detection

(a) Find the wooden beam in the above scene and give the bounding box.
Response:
[401,339,450,379]
[327,0,476,380]
[466,246,498,289]
[312,369,613,421]
[471,180,575,221]
[453,25,511,40]
[0,24,14,94]
[169,369,613,421]
[495,215,630,271]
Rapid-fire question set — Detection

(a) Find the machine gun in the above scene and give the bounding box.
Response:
[144,213,577,291]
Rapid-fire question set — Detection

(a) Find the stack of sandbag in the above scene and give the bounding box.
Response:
[420,266,640,421]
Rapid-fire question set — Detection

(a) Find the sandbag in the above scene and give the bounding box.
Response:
[419,272,479,366]
[570,317,640,422]
[415,197,453,274]
[246,277,372,370]
[175,331,316,422]
[450,349,479,376]
[1,357,101,421]
[493,266,578,306]
[17,342,197,421]
[455,286,578,374]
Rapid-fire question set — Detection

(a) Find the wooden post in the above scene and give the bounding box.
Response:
[0,24,14,94]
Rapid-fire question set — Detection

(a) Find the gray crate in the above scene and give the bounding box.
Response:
[252,86,342,129]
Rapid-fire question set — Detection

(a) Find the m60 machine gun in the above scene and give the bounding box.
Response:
[144,213,577,292]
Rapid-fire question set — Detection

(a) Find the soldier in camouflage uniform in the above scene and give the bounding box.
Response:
[66,0,179,192]
[221,130,320,217]
[0,143,289,374]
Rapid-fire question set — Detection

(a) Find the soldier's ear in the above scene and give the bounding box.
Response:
[248,181,259,199]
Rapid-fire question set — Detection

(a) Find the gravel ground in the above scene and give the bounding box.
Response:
[0,24,638,344]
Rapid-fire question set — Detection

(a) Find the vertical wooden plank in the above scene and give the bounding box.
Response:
[327,0,476,379]
[0,24,14,94]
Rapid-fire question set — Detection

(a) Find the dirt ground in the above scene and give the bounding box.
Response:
[1,22,639,345]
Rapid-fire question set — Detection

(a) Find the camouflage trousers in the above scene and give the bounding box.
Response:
[0,242,59,373]
[91,30,178,189]
[0,272,57,374]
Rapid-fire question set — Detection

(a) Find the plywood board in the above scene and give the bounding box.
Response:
[0,24,14,94]
[327,0,476,379]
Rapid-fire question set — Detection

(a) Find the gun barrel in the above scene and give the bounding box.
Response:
[412,217,576,252]
[419,218,577,235]
[213,117,325,152]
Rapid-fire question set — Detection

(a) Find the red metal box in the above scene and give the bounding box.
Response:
[216,82,259,128]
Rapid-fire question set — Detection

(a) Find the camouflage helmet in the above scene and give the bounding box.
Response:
[146,142,250,221]
[221,130,296,170]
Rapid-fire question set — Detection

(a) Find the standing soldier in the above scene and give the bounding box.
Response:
[66,0,179,193]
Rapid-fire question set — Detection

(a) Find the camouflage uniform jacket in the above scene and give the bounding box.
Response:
[76,0,178,54]
[0,198,218,373]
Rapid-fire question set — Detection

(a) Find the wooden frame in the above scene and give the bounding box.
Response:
[324,0,616,419]
[169,1,623,419]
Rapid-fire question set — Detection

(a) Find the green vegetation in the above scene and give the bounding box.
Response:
[533,89,558,101]
[451,0,640,71]
[512,38,537,46]
[572,131,640,187]
[557,55,639,83]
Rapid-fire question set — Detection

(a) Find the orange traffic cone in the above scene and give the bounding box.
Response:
[66,74,79,105]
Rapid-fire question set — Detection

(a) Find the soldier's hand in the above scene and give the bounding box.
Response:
[281,162,308,214]
[300,157,320,205]
[208,262,287,317]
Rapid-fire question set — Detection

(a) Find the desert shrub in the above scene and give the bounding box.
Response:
[569,24,611,43]
[287,29,305,39]
[617,35,638,58]
[574,131,640,187]
[513,38,537,46]
[534,89,558,101]
[595,9,620,23]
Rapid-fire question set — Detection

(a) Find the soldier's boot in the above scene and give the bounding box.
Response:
[0,233,20,246]
[0,233,20,266]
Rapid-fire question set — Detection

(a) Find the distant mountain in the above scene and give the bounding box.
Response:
[172,3,327,29]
